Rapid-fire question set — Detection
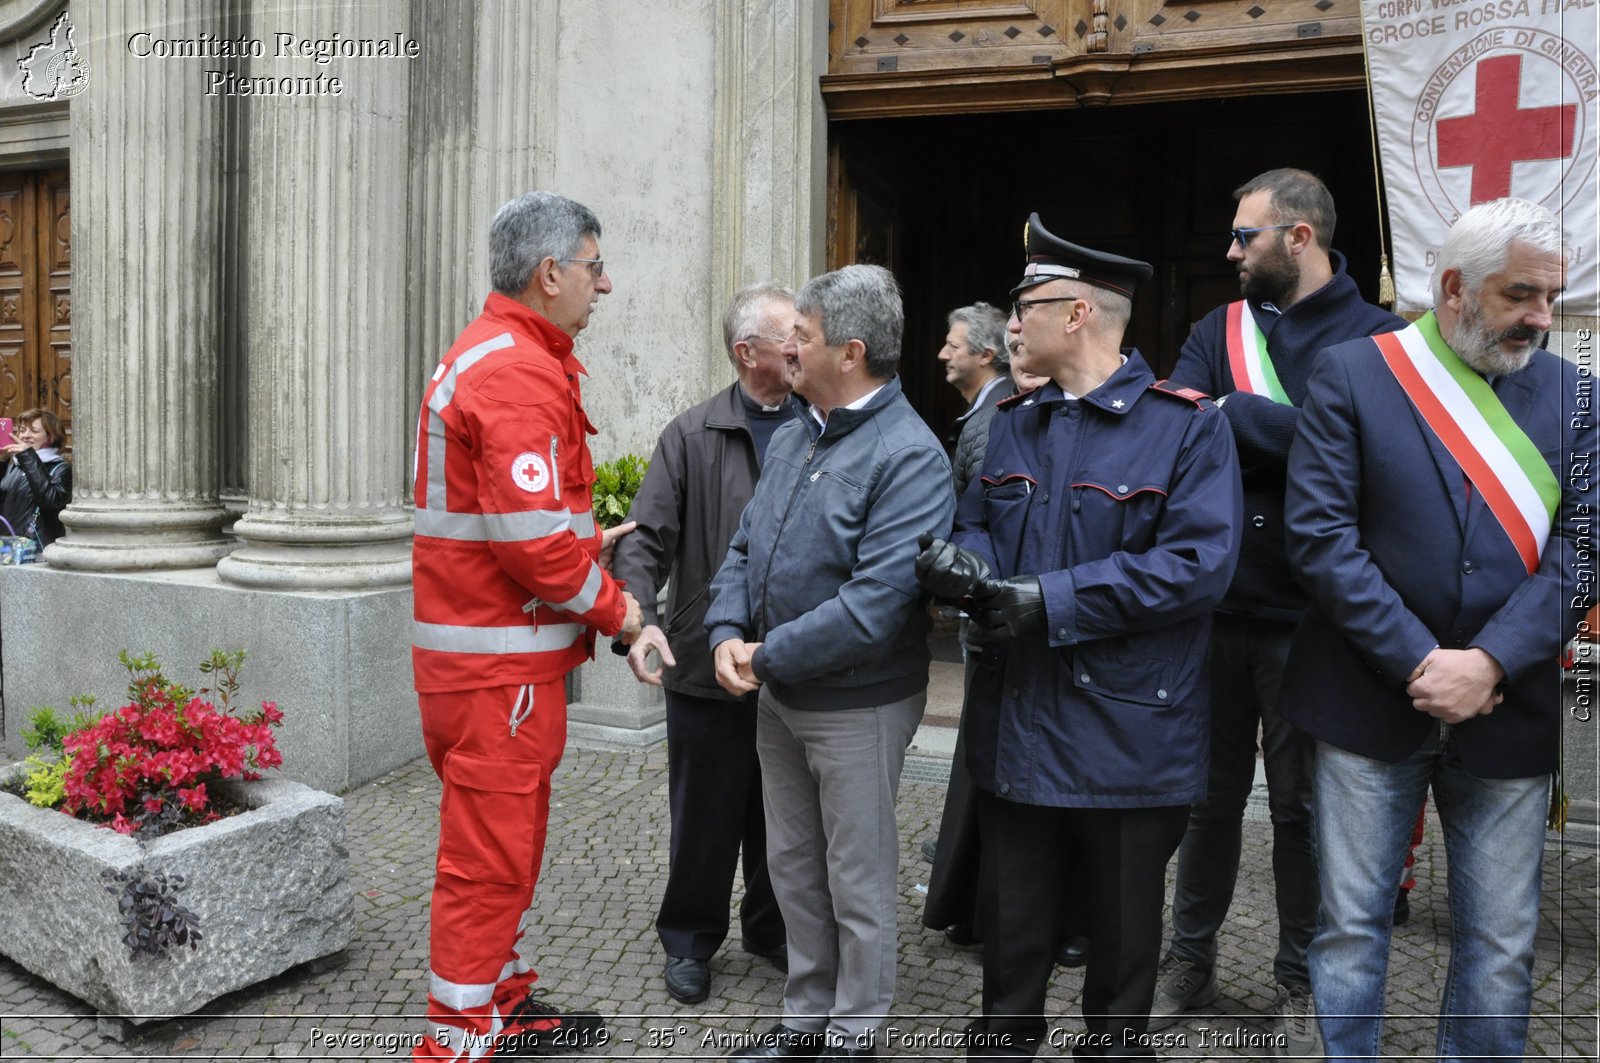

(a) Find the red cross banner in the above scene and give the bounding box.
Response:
[1361,1,1597,313]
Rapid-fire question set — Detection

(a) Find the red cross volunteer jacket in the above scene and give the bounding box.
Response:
[412,292,627,693]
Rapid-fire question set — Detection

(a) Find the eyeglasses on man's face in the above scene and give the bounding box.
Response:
[561,257,605,278]
[1011,295,1082,321]
[1229,224,1294,249]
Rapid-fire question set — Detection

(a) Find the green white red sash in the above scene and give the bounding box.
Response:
[1373,312,1559,574]
[1224,301,1291,405]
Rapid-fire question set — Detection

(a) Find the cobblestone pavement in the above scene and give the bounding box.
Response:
[1,740,1596,1061]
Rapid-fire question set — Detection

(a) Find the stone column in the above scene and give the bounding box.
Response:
[216,0,413,589]
[709,0,828,360]
[47,0,235,571]
[403,0,557,436]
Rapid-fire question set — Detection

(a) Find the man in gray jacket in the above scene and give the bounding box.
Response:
[707,264,954,1060]
[612,283,797,1007]
[939,301,1016,498]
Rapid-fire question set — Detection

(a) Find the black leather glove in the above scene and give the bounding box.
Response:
[967,575,1046,644]
[914,532,991,602]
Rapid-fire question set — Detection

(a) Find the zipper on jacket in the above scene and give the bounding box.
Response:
[755,431,822,638]
[550,435,561,502]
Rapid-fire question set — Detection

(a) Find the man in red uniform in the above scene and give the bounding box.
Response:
[411,191,642,1060]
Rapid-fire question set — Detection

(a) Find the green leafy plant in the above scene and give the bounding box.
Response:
[20,697,100,755]
[22,754,67,808]
[591,453,649,530]
[16,699,100,809]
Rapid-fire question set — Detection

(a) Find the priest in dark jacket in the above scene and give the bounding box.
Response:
[611,283,796,1007]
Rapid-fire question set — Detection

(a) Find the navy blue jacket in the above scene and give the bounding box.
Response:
[1281,335,1593,778]
[953,353,1243,807]
[1169,253,1403,620]
[706,375,954,711]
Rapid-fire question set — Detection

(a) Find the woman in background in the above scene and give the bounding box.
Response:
[1,407,72,548]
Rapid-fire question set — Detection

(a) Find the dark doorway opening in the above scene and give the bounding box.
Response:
[829,90,1388,437]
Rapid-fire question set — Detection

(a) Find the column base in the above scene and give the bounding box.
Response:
[217,512,413,590]
[48,500,234,571]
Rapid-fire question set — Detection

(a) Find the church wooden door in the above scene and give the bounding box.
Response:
[0,167,72,450]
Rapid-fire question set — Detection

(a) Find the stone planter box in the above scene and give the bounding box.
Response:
[0,773,353,1024]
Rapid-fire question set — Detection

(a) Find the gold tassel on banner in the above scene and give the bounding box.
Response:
[1549,768,1569,833]
[1359,9,1396,309]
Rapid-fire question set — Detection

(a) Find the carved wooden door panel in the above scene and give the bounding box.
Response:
[0,168,71,451]
[35,169,70,446]
[0,173,34,426]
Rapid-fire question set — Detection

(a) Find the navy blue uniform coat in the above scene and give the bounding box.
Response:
[1280,337,1592,779]
[954,354,1243,807]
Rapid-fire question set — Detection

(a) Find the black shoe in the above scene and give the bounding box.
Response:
[819,1045,876,1059]
[1393,888,1411,926]
[496,992,607,1056]
[743,937,789,973]
[1055,935,1089,968]
[943,924,982,948]
[729,1022,824,1059]
[664,955,710,1004]
[920,838,938,861]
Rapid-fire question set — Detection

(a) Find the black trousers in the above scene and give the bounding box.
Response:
[655,688,784,960]
[924,657,985,932]
[970,793,1188,1060]
[926,655,1090,943]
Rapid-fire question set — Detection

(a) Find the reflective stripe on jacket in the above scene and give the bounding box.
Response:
[412,293,626,693]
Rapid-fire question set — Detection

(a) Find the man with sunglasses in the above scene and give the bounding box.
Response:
[917,216,1242,1059]
[1152,169,1402,1053]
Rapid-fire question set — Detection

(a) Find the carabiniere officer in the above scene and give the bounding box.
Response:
[916,214,1243,1060]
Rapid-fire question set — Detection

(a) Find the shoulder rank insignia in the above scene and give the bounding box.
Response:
[1147,379,1215,408]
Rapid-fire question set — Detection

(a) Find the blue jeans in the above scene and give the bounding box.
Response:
[1169,616,1317,987]
[1310,732,1547,1063]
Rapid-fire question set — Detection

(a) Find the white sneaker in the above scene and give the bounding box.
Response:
[1271,983,1322,1058]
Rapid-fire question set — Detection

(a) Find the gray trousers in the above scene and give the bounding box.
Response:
[756,685,926,1044]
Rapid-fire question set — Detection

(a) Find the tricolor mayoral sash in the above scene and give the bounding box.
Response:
[1224,301,1291,405]
[1373,311,1560,574]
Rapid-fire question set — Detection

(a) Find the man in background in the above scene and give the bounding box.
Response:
[1156,168,1402,1053]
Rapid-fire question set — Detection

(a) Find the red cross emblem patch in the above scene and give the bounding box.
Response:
[511,451,551,494]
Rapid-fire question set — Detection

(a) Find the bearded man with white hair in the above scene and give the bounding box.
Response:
[1281,197,1592,1060]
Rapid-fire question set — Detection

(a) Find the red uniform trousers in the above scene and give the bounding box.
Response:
[414,681,567,1062]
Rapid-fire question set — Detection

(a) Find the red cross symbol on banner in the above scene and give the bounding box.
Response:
[1436,54,1577,205]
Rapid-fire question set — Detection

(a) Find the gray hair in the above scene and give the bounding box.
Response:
[722,282,796,357]
[1088,286,1133,337]
[488,191,602,296]
[1235,168,1337,251]
[948,301,1010,369]
[795,264,904,379]
[1432,197,1569,303]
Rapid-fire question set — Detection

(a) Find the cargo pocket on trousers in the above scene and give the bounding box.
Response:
[437,750,544,887]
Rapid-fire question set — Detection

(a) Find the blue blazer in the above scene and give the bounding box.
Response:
[1280,335,1592,778]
